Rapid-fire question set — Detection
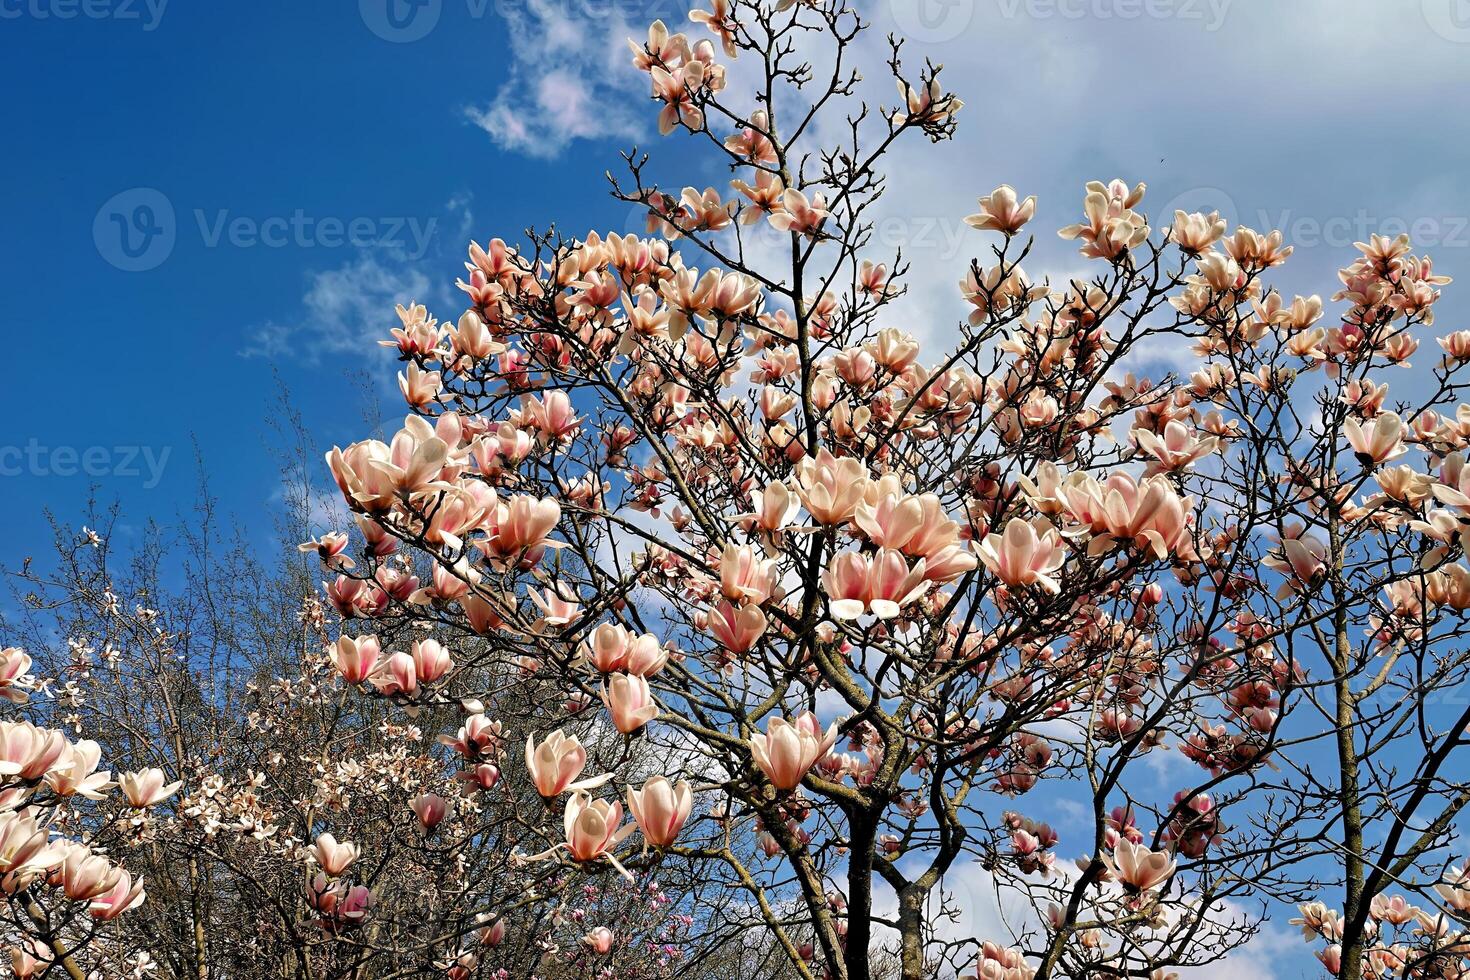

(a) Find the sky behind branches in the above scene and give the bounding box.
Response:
[4,1,1470,973]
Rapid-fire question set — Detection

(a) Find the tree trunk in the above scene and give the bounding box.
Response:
[844,811,878,980]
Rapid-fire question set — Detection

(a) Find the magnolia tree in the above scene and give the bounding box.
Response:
[303,1,1470,977]
[12,1,1470,978]
[1,638,154,978]
[2,495,731,979]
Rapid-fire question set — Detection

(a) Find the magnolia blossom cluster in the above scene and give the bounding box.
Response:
[1,650,177,971]
[283,0,1470,976]
[1291,878,1470,979]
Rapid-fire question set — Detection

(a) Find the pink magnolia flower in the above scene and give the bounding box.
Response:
[707,599,766,654]
[563,791,635,868]
[821,549,930,620]
[1133,420,1219,474]
[460,592,505,634]
[0,810,60,878]
[1058,178,1149,260]
[583,623,669,676]
[309,874,374,932]
[1102,838,1176,892]
[398,363,443,408]
[325,440,397,513]
[974,519,1066,593]
[1344,411,1407,465]
[311,834,359,877]
[0,721,68,781]
[411,793,451,830]
[442,714,503,759]
[462,763,501,791]
[792,450,870,525]
[1436,864,1470,912]
[410,638,454,684]
[964,185,1035,235]
[0,647,33,704]
[447,309,504,360]
[423,483,496,550]
[583,927,616,955]
[1317,945,1343,975]
[768,187,828,235]
[626,776,693,848]
[485,496,562,564]
[740,482,800,553]
[853,492,964,558]
[298,531,354,570]
[477,917,506,947]
[719,543,779,606]
[600,673,660,733]
[622,634,671,677]
[369,651,418,697]
[118,768,182,808]
[750,713,839,791]
[87,868,145,921]
[331,635,381,684]
[60,851,122,902]
[1061,473,1196,561]
[970,941,1035,980]
[525,730,612,797]
[43,741,112,800]
[374,417,455,495]
[9,945,47,978]
[1263,532,1328,595]
[521,390,581,443]
[649,63,705,136]
[584,622,634,672]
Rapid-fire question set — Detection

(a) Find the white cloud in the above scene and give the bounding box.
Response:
[244,196,474,361]
[1184,921,1298,980]
[464,0,650,157]
[246,251,434,360]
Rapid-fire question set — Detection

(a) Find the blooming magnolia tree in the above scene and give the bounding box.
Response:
[2,494,732,979]
[11,3,1470,979]
[1,642,155,979]
[300,0,1470,977]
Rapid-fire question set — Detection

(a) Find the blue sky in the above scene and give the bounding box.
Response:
[4,1,1470,974]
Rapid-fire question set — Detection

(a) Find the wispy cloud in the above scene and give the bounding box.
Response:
[244,195,474,361]
[463,0,654,158]
[245,251,434,360]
